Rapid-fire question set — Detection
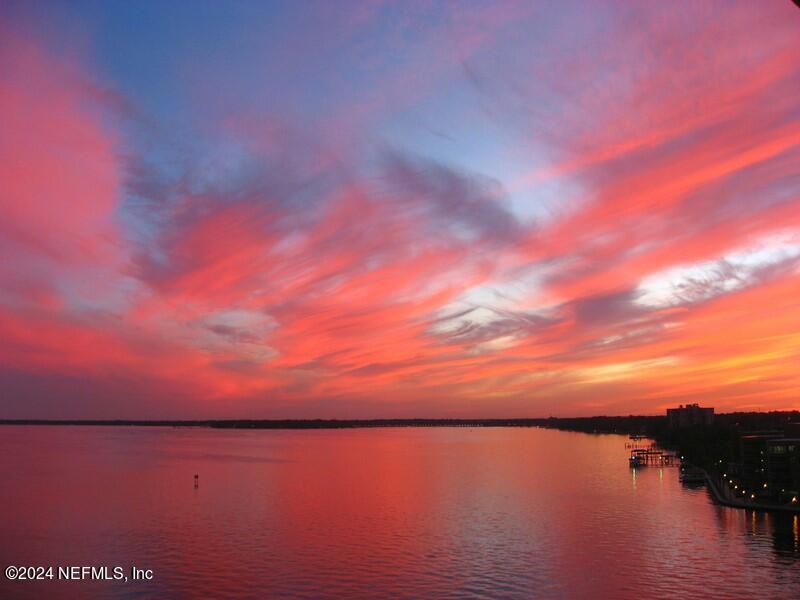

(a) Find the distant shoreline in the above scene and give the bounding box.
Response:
[0,418,553,429]
[0,416,659,431]
[2,411,795,433]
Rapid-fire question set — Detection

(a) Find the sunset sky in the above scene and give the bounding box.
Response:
[1,1,799,419]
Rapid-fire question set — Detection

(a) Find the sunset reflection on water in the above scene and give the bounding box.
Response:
[1,426,798,598]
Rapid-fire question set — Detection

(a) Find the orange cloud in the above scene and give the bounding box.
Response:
[1,3,799,418]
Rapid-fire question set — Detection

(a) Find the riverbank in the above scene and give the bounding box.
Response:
[703,469,800,514]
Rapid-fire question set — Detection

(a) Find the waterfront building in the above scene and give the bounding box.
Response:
[739,433,783,495]
[765,438,800,501]
[666,404,714,428]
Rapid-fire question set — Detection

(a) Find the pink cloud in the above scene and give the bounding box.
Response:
[1,3,799,417]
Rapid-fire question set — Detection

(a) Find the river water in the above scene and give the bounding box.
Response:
[1,426,798,598]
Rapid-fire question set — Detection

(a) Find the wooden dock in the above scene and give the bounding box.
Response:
[629,448,678,466]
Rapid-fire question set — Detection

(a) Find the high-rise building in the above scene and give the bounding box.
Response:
[666,404,714,428]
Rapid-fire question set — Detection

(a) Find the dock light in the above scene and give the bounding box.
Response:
[764,483,768,489]
[751,494,755,499]
[734,485,738,489]
[793,497,798,504]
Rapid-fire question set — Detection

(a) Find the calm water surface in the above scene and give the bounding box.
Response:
[1,426,798,599]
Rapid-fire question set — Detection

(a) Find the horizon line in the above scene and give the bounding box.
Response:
[2,411,797,429]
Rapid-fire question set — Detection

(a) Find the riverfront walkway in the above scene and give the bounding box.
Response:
[703,470,800,513]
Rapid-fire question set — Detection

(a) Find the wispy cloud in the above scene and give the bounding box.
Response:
[1,1,799,417]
